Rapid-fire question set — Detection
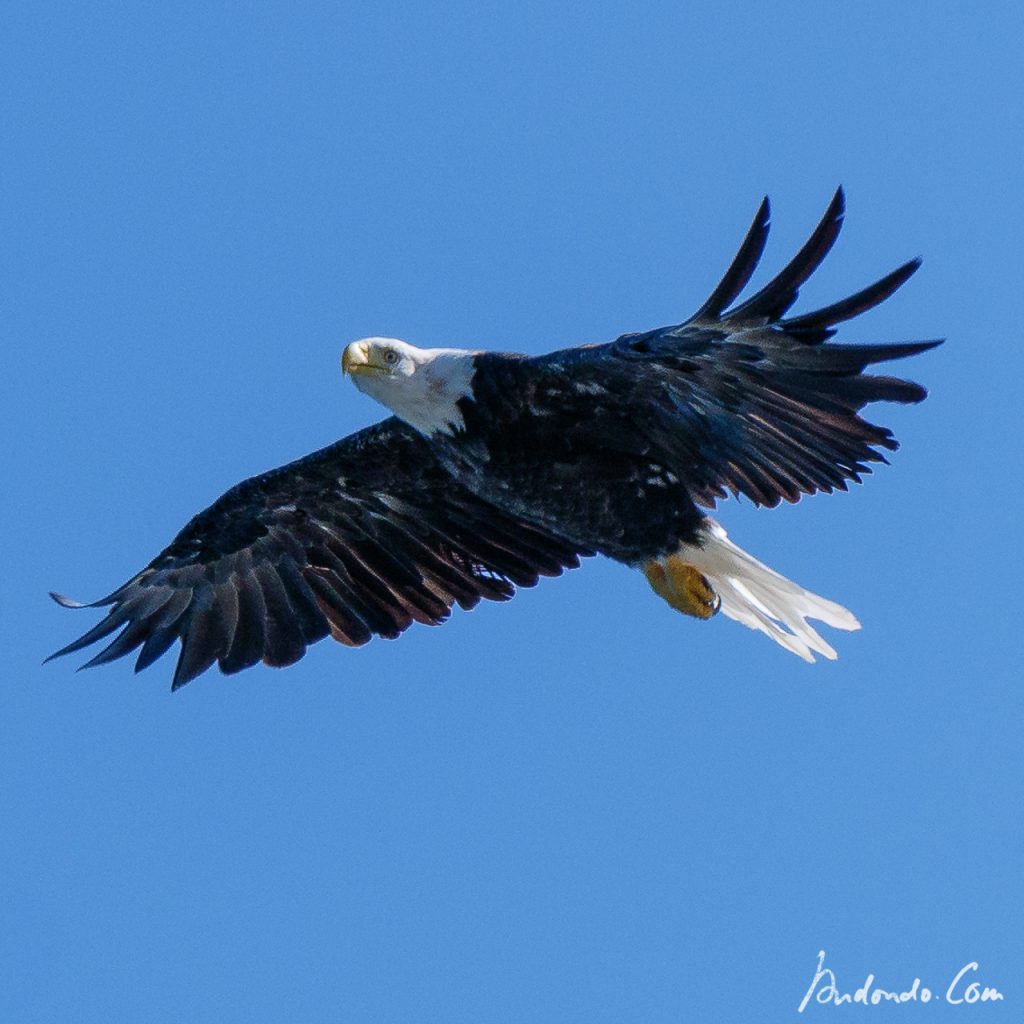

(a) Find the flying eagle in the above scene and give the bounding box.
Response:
[49,189,940,689]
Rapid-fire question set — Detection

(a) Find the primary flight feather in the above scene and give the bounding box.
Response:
[49,189,940,688]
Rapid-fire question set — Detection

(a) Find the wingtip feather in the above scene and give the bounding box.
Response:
[689,194,772,323]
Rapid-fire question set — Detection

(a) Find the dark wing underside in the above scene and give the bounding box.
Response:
[533,187,941,508]
[49,418,589,688]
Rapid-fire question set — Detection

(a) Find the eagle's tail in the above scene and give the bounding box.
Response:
[642,519,860,662]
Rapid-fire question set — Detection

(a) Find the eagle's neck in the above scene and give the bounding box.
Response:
[383,348,478,436]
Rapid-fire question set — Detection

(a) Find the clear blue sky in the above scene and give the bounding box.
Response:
[2,3,1020,1021]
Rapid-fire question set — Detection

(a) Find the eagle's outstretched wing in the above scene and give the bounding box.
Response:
[48,418,589,688]
[535,187,941,509]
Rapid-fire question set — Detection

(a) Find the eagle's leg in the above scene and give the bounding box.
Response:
[643,554,721,620]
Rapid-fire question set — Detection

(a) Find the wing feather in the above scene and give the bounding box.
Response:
[219,576,267,674]
[689,197,771,322]
[779,259,921,340]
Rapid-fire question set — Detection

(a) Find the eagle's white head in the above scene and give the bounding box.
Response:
[341,337,478,436]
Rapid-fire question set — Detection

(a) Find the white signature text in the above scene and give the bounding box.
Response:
[798,950,1004,1012]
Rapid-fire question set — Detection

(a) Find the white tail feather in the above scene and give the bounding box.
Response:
[678,519,861,662]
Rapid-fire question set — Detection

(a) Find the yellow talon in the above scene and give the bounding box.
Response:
[643,555,721,620]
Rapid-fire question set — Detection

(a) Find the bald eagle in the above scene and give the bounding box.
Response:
[49,189,939,688]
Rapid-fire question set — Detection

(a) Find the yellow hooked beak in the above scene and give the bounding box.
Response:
[341,341,372,376]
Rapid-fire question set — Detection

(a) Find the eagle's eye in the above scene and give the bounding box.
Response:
[383,349,400,366]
